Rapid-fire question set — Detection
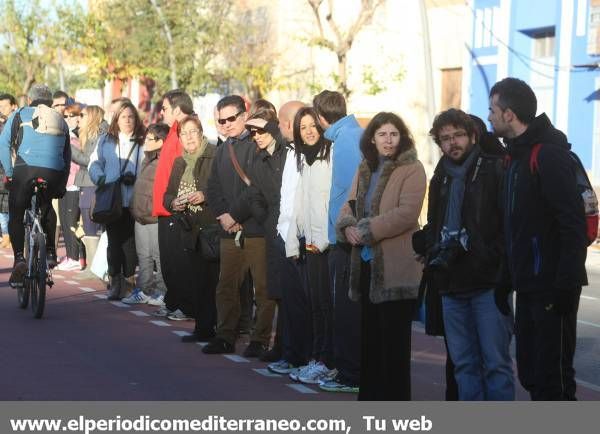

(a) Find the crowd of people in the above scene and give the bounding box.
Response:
[0,76,589,401]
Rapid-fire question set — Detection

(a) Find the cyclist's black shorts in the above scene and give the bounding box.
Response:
[8,162,64,209]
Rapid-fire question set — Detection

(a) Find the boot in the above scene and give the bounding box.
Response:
[0,234,10,248]
[107,274,123,300]
[120,275,136,299]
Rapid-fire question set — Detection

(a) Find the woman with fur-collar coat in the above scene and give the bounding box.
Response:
[336,112,426,401]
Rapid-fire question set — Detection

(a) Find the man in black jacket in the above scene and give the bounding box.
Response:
[204,95,276,356]
[489,77,588,400]
[420,108,514,400]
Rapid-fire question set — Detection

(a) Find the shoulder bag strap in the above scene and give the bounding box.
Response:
[228,141,251,186]
[119,141,139,175]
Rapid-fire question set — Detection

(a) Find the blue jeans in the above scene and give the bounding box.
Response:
[442,289,515,400]
[0,212,8,235]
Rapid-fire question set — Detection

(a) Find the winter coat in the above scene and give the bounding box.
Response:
[336,148,426,304]
[71,122,108,188]
[131,149,161,224]
[88,133,144,208]
[206,131,265,238]
[277,145,301,240]
[325,115,363,244]
[164,144,216,250]
[152,122,182,217]
[502,113,588,293]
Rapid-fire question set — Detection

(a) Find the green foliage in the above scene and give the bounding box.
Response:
[362,66,386,96]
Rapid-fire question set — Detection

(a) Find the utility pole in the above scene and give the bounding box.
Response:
[419,0,438,166]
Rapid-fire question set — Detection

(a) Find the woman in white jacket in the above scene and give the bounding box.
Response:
[285,107,335,385]
[89,102,145,300]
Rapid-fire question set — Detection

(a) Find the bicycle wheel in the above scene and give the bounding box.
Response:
[30,233,47,319]
[17,230,31,309]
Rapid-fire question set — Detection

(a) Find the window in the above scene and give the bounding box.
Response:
[532,31,556,58]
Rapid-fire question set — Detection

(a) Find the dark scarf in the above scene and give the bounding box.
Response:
[441,145,480,232]
[302,141,324,166]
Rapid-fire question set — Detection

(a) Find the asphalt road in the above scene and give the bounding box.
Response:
[0,245,599,401]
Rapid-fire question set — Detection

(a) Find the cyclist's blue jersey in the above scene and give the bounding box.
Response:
[0,107,70,177]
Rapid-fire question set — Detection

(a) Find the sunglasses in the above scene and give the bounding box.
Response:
[145,136,161,142]
[217,110,244,125]
[249,128,267,138]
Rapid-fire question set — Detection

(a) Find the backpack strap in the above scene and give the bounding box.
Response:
[10,108,24,154]
[529,143,543,174]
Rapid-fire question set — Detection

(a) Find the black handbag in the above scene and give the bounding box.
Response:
[91,181,122,224]
[199,224,220,262]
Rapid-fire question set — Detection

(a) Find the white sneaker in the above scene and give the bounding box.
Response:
[56,258,81,271]
[289,360,315,382]
[121,289,150,304]
[298,362,337,385]
[147,294,165,307]
[152,306,172,317]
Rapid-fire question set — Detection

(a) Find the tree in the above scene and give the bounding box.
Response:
[306,0,385,98]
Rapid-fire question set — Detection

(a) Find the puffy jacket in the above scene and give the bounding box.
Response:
[71,121,108,188]
[502,113,588,293]
[131,149,161,224]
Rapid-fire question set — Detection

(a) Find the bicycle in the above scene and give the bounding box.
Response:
[16,177,54,319]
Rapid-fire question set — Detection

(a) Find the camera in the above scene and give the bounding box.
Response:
[428,240,462,271]
[120,171,136,186]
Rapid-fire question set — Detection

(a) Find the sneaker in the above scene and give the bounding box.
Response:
[202,337,235,354]
[289,360,315,382]
[298,362,337,385]
[167,309,192,321]
[121,288,150,304]
[152,306,172,317]
[9,254,27,288]
[56,258,81,271]
[319,376,359,393]
[243,341,268,358]
[268,360,297,375]
[147,294,166,307]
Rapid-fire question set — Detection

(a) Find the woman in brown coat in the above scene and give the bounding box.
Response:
[336,112,426,401]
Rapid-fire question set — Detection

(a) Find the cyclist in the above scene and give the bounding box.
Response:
[0,84,71,287]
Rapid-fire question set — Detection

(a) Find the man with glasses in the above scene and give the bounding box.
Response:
[415,108,513,400]
[52,90,71,115]
[204,95,276,356]
[151,89,194,316]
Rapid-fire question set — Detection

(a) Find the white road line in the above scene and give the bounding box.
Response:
[130,310,150,317]
[93,294,108,300]
[575,378,600,393]
[196,342,207,348]
[581,295,598,301]
[53,274,64,279]
[172,330,192,337]
[223,355,249,363]
[64,280,79,285]
[149,320,171,327]
[577,320,600,329]
[286,384,318,394]
[109,301,129,308]
[79,287,95,292]
[253,368,281,378]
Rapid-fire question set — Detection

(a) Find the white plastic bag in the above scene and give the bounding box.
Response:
[90,231,108,281]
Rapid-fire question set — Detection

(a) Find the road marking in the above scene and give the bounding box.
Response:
[172,330,192,337]
[196,342,207,348]
[53,274,64,279]
[286,384,318,394]
[575,378,600,393]
[64,280,78,285]
[577,320,600,328]
[253,368,281,378]
[79,287,95,292]
[581,295,598,301]
[223,355,249,363]
[149,320,171,327]
[130,310,150,317]
[109,301,129,308]
[93,294,108,299]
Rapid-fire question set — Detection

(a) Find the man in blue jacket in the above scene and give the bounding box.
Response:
[489,77,588,400]
[313,90,363,393]
[0,84,70,287]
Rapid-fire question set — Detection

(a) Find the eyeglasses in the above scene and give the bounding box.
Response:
[217,110,244,125]
[180,129,200,137]
[439,131,468,145]
[145,136,161,142]
[249,128,267,138]
[64,114,79,119]
[52,103,65,108]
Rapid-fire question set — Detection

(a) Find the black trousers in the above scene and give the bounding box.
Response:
[329,245,361,385]
[106,208,136,277]
[159,216,179,309]
[306,250,333,366]
[515,289,580,400]
[58,190,84,260]
[358,261,416,401]
[192,259,219,335]
[275,235,312,366]
[8,164,63,256]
